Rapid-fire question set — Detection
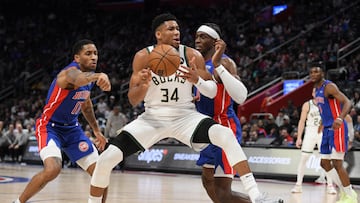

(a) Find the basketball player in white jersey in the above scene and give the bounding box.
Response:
[88,13,282,203]
[291,89,336,194]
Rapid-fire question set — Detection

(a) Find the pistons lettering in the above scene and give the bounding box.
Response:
[72,91,90,100]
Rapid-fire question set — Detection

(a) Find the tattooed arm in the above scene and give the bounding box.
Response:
[57,66,111,91]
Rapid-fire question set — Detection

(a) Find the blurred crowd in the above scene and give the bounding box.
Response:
[0,0,360,162]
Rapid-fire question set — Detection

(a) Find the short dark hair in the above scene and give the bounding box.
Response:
[203,23,222,38]
[72,39,94,55]
[151,13,178,33]
[309,61,325,71]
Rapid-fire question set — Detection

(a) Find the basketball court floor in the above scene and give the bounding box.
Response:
[1,163,359,203]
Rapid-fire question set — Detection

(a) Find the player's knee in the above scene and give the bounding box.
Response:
[208,124,233,147]
[43,159,62,181]
[97,145,123,170]
[320,159,332,171]
[201,172,214,188]
[332,159,344,169]
[214,184,231,202]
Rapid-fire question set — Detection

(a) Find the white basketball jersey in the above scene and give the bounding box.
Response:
[306,99,321,127]
[144,45,195,114]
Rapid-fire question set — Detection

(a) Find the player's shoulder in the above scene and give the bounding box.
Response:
[183,45,202,58]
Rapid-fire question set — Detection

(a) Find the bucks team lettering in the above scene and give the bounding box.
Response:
[152,72,186,85]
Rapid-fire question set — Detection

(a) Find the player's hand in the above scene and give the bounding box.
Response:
[212,39,226,67]
[93,131,107,151]
[96,73,111,91]
[177,57,200,84]
[332,118,342,130]
[295,138,302,148]
[138,67,151,85]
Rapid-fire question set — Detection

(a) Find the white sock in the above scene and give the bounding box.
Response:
[14,199,21,203]
[327,168,343,192]
[296,153,310,185]
[240,173,261,202]
[325,172,333,186]
[343,185,354,196]
[88,195,102,203]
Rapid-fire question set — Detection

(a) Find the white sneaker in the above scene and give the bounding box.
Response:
[314,176,327,184]
[254,192,284,203]
[327,185,337,194]
[291,185,302,193]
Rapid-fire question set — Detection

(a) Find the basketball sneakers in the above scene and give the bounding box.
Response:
[336,190,358,203]
[254,192,284,203]
[291,184,302,193]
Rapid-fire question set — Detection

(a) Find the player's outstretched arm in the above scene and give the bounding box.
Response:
[57,67,111,91]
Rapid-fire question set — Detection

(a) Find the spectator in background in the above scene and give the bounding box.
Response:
[274,127,293,146]
[0,121,9,162]
[275,110,285,127]
[5,124,17,162]
[264,116,279,137]
[353,115,360,132]
[95,97,109,118]
[11,123,30,162]
[104,106,128,139]
[256,119,267,138]
[280,115,294,134]
[350,91,360,110]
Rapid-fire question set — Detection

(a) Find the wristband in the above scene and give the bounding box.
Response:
[336,117,343,122]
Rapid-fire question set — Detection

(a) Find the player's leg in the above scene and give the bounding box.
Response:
[291,152,311,193]
[192,119,282,202]
[89,131,143,202]
[292,130,316,193]
[16,145,63,203]
[196,145,220,203]
[202,166,220,203]
[214,177,251,203]
[212,145,251,203]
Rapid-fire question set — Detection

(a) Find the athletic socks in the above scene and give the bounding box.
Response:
[240,173,261,202]
[296,153,310,185]
[344,185,354,196]
[13,199,21,203]
[326,168,344,193]
[88,195,102,203]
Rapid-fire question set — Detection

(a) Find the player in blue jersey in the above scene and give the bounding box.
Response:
[194,23,251,203]
[13,39,111,203]
[310,62,357,203]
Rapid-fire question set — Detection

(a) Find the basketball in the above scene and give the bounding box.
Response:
[148,44,181,77]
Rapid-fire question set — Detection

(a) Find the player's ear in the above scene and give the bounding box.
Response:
[155,30,161,40]
[74,54,80,62]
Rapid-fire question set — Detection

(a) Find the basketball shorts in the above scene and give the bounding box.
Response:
[122,108,210,152]
[320,126,348,154]
[301,127,322,153]
[36,119,95,162]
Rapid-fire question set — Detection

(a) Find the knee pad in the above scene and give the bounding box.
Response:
[91,145,123,188]
[208,124,247,166]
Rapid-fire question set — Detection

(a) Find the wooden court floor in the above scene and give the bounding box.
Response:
[1,163,360,203]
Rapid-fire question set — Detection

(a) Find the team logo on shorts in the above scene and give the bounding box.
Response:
[0,176,29,184]
[78,141,89,152]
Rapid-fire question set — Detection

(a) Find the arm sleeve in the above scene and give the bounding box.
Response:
[215,65,248,104]
[194,77,217,99]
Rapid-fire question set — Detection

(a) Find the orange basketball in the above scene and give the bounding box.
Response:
[148,44,181,77]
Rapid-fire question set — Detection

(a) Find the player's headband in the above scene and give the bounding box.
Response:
[197,25,220,40]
